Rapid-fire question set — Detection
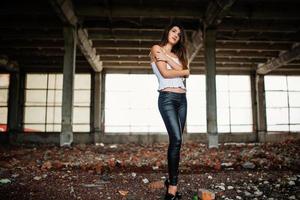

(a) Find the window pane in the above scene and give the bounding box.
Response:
[74,90,90,106]
[24,124,45,132]
[46,107,61,124]
[265,91,288,107]
[231,125,252,132]
[217,108,230,125]
[24,107,46,123]
[229,76,250,91]
[74,74,91,89]
[73,107,90,124]
[25,90,47,106]
[24,73,90,132]
[0,89,8,106]
[229,92,251,107]
[105,91,130,109]
[265,75,300,132]
[0,74,10,88]
[230,108,252,124]
[106,74,131,91]
[217,75,252,133]
[290,125,300,131]
[266,108,289,125]
[105,74,163,133]
[268,125,289,131]
[73,125,90,132]
[105,125,130,133]
[26,74,47,89]
[148,125,166,133]
[48,74,63,89]
[47,90,62,106]
[105,108,130,126]
[290,108,300,124]
[130,109,149,126]
[0,107,8,123]
[46,124,61,132]
[147,108,163,125]
[218,125,230,133]
[186,75,206,133]
[130,91,151,108]
[287,76,300,91]
[217,92,229,108]
[216,75,229,91]
[187,75,206,91]
[264,76,287,91]
[187,107,206,124]
[289,92,300,107]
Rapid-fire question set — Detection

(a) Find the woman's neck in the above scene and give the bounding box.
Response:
[162,43,173,53]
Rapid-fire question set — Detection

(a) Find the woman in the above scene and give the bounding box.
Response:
[149,22,190,200]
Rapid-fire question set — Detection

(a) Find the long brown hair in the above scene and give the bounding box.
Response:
[159,22,188,69]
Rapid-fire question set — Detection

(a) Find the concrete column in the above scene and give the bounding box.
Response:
[92,72,103,143]
[60,26,77,147]
[250,72,258,142]
[204,28,218,148]
[100,73,106,137]
[6,72,20,143]
[256,74,267,142]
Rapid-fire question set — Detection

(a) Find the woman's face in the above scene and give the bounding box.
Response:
[168,26,181,45]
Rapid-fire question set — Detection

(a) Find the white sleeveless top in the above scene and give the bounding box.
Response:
[150,54,186,91]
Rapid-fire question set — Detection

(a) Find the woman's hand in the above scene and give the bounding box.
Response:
[183,68,190,78]
[155,50,168,62]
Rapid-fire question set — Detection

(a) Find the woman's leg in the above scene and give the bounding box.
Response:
[178,95,187,134]
[158,93,183,186]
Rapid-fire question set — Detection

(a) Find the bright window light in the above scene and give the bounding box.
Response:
[217,75,253,132]
[186,75,206,133]
[0,74,10,132]
[24,73,90,132]
[104,74,165,133]
[265,75,300,132]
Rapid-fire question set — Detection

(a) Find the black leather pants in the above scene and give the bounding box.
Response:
[158,91,187,186]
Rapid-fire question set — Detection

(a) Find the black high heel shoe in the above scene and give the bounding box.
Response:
[164,179,182,199]
[164,192,177,200]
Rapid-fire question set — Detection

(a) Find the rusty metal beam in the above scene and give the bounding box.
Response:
[257,44,300,74]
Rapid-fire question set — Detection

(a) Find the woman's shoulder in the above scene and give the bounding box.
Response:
[153,44,164,50]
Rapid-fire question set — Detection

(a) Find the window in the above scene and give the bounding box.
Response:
[24,73,90,132]
[186,75,206,133]
[104,74,165,133]
[0,74,10,132]
[73,74,91,132]
[104,74,253,134]
[265,75,300,131]
[216,75,253,132]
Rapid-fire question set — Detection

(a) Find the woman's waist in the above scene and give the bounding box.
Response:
[159,87,186,94]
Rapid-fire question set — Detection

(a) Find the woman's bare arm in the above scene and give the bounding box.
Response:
[151,45,189,78]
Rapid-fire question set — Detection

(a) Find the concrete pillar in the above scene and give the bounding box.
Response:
[60,26,77,147]
[250,72,258,142]
[92,72,103,143]
[204,28,218,148]
[6,71,25,144]
[256,74,267,142]
[7,72,20,143]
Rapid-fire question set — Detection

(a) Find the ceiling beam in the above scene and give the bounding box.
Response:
[204,0,237,27]
[0,40,292,51]
[50,0,103,71]
[257,44,300,74]
[0,55,19,72]
[187,0,237,64]
[76,5,204,18]
[2,49,280,59]
[187,29,203,64]
[229,4,300,20]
